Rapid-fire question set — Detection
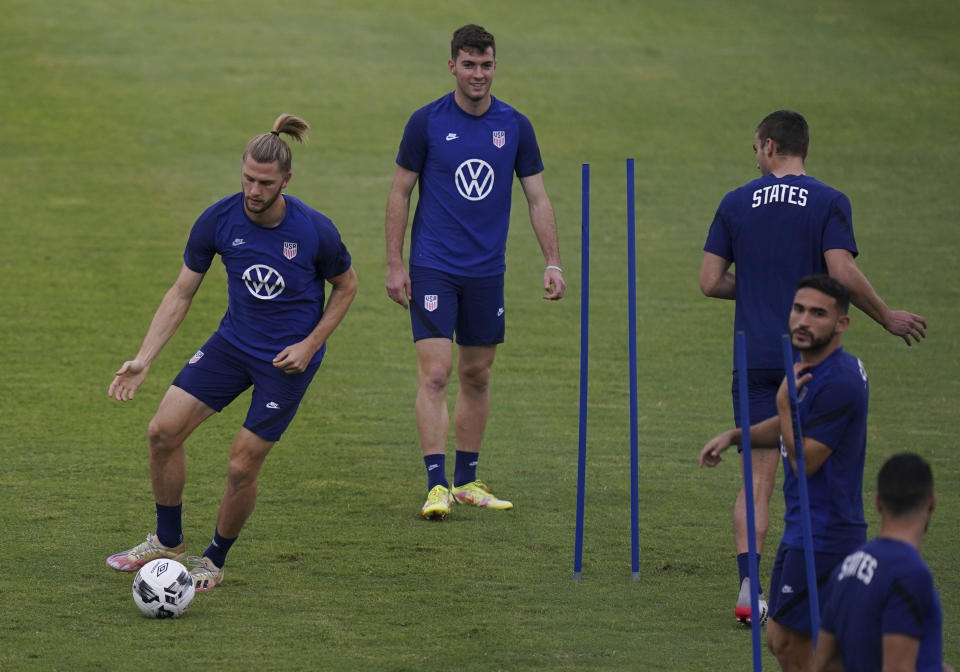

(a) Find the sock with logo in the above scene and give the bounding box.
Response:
[453,451,479,488]
[737,552,763,594]
[202,528,236,569]
[424,454,448,490]
[155,502,183,549]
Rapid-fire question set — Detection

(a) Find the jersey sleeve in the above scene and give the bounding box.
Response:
[801,373,864,451]
[514,112,544,178]
[396,106,430,173]
[313,218,352,280]
[182,204,219,273]
[822,191,859,256]
[703,193,734,260]
[882,573,935,639]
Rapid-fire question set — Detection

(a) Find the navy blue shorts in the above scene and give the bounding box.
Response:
[171,332,322,442]
[768,545,846,635]
[409,266,504,345]
[731,367,783,428]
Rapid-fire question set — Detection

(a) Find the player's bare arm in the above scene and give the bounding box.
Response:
[519,172,565,300]
[385,165,419,308]
[273,266,359,374]
[699,414,781,467]
[699,251,736,299]
[108,264,205,402]
[824,248,927,345]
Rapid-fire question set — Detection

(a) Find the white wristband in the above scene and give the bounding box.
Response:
[545,265,563,273]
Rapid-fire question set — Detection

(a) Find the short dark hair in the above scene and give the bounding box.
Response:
[877,453,934,516]
[797,274,850,314]
[756,110,809,159]
[451,24,496,60]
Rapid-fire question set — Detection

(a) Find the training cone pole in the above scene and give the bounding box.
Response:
[736,333,764,672]
[781,334,820,642]
[626,158,640,580]
[573,163,590,580]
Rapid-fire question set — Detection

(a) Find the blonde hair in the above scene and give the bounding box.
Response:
[242,114,310,173]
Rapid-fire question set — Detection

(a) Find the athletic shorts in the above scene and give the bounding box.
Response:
[409,265,505,345]
[171,332,322,442]
[767,545,846,635]
[731,367,783,428]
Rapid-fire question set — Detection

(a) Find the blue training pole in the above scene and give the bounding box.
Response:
[573,164,590,580]
[735,332,764,672]
[781,334,820,642]
[626,158,640,580]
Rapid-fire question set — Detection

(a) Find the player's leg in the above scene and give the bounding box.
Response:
[148,385,217,505]
[452,343,496,455]
[409,266,459,519]
[415,337,454,458]
[766,621,813,672]
[106,385,215,571]
[189,352,320,588]
[449,273,510,510]
[734,448,780,554]
[730,368,782,622]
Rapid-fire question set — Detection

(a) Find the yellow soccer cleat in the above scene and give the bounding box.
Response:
[451,480,513,510]
[420,484,453,520]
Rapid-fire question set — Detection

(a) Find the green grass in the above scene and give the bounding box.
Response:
[1,1,958,670]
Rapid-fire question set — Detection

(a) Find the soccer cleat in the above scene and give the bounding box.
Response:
[187,555,225,591]
[420,484,452,520]
[735,577,769,626]
[106,533,186,572]
[451,480,513,510]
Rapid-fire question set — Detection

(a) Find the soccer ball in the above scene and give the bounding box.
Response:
[132,558,195,618]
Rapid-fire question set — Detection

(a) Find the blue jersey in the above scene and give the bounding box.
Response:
[781,347,868,553]
[704,174,859,369]
[396,92,544,277]
[183,193,352,363]
[821,538,944,672]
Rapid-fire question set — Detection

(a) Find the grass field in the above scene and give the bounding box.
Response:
[1,1,958,670]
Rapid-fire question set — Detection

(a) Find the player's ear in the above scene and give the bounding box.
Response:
[835,314,851,334]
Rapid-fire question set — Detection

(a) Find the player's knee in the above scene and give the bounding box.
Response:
[147,417,181,454]
[420,366,452,394]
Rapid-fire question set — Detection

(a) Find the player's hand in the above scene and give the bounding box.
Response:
[777,362,814,407]
[386,265,411,309]
[109,359,148,402]
[699,429,737,467]
[543,267,566,300]
[884,309,927,346]
[273,342,314,375]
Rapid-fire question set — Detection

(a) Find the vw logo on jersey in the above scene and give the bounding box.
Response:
[242,264,285,300]
[455,158,495,201]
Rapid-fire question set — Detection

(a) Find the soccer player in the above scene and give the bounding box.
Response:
[106,115,358,590]
[815,453,953,672]
[700,275,869,672]
[384,24,565,519]
[699,110,927,623]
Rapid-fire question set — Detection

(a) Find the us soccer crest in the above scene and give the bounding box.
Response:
[492,131,505,148]
[424,295,438,312]
[283,242,298,260]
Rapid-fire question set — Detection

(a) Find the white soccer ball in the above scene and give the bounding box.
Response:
[132,558,195,618]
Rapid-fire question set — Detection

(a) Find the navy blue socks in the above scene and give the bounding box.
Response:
[737,552,762,593]
[203,529,237,569]
[424,454,448,490]
[155,503,183,548]
[453,451,479,487]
